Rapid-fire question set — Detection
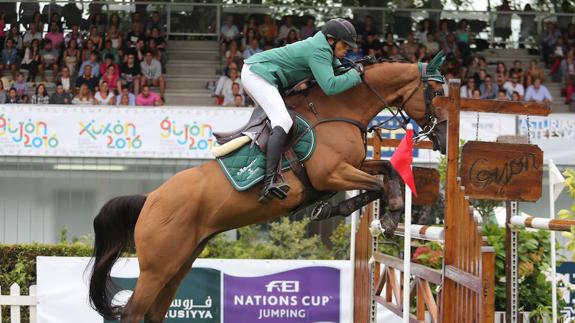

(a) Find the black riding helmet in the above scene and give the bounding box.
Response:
[321,18,358,49]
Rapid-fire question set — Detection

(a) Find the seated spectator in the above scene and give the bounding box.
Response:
[149,27,167,54]
[360,15,378,41]
[0,81,6,104]
[362,34,381,57]
[101,64,122,94]
[503,72,524,99]
[480,75,499,99]
[225,40,242,67]
[79,51,100,78]
[108,13,122,30]
[56,66,74,94]
[259,15,278,44]
[89,14,106,40]
[460,78,476,98]
[136,84,163,106]
[146,11,166,37]
[147,38,163,64]
[64,23,83,49]
[243,39,262,59]
[472,89,481,99]
[23,23,42,49]
[125,21,145,50]
[31,83,50,104]
[81,39,96,62]
[120,53,141,95]
[101,40,120,64]
[277,16,299,45]
[425,33,440,56]
[477,69,488,85]
[442,33,460,58]
[511,91,521,101]
[6,87,19,103]
[106,24,123,53]
[497,89,508,100]
[282,30,299,46]
[401,32,417,59]
[524,77,552,103]
[242,28,258,49]
[215,64,241,105]
[45,22,64,52]
[1,38,19,79]
[72,84,94,104]
[61,40,80,77]
[12,72,27,97]
[94,80,115,105]
[21,94,29,104]
[117,86,136,106]
[38,40,60,82]
[100,54,119,79]
[382,31,396,54]
[75,64,99,93]
[5,25,23,53]
[541,22,561,68]
[50,83,72,104]
[526,59,545,87]
[300,17,317,40]
[118,93,132,106]
[415,18,432,44]
[233,94,245,107]
[223,82,242,106]
[508,60,524,85]
[220,15,239,44]
[88,26,104,52]
[140,50,166,98]
[495,61,508,87]
[415,45,427,62]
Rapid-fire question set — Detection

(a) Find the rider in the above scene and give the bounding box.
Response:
[242,18,364,204]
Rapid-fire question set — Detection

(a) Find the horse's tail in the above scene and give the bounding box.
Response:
[88,194,147,320]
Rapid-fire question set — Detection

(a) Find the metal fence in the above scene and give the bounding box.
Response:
[3,1,575,48]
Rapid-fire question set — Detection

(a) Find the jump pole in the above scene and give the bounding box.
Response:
[402,124,414,323]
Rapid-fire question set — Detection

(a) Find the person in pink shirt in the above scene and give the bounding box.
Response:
[100,64,122,94]
[136,84,163,106]
[99,54,119,79]
[45,22,64,51]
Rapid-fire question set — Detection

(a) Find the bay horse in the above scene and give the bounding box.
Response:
[89,56,448,322]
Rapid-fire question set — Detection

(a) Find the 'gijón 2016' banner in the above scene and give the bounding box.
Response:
[36,257,352,323]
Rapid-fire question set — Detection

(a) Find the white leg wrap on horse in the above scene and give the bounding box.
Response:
[241,64,293,133]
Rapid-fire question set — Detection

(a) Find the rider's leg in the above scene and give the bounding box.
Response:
[241,64,293,203]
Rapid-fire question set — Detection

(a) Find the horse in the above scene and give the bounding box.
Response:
[88,56,448,322]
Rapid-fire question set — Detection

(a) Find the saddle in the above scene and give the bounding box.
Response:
[213,77,314,151]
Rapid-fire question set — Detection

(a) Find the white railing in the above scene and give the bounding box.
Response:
[0,284,37,323]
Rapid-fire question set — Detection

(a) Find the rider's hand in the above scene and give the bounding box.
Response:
[354,63,364,76]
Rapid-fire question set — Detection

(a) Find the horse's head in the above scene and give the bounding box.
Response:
[393,52,448,154]
[361,52,448,154]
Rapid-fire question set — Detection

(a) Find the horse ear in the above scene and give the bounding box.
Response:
[427,52,445,72]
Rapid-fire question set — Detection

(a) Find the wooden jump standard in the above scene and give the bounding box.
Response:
[353,79,551,323]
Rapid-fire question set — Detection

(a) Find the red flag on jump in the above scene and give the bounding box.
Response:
[390,126,417,196]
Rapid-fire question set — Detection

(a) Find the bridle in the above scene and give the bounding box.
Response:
[342,57,444,143]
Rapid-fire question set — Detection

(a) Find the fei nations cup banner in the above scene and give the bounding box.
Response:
[36,257,352,323]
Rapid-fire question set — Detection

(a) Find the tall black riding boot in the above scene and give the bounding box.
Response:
[258,126,291,204]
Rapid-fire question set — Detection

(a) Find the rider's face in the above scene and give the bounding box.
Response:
[334,41,350,59]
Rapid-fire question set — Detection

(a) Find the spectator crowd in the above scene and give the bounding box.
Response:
[213,9,571,108]
[0,8,166,106]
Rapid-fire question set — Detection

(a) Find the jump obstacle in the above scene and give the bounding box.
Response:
[353,79,556,323]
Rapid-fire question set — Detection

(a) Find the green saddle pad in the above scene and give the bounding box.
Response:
[216,115,316,191]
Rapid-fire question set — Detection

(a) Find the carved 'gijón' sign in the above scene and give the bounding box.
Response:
[413,167,440,205]
[460,141,543,202]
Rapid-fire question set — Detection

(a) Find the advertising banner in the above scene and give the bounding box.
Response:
[36,257,352,323]
[518,114,575,165]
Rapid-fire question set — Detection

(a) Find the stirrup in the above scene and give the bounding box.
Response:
[310,201,333,221]
[258,174,290,204]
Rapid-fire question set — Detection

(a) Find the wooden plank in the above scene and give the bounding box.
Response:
[482,247,496,323]
[10,283,21,323]
[419,280,439,323]
[374,252,443,284]
[433,97,551,116]
[378,298,425,323]
[460,141,543,201]
[29,286,37,323]
[444,265,483,293]
[412,167,440,205]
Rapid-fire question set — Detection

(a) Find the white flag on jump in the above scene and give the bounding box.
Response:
[549,160,565,202]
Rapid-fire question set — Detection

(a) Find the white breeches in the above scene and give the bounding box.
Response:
[241,63,293,133]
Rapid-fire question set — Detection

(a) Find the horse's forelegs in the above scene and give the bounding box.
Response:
[361,160,405,237]
[144,238,211,322]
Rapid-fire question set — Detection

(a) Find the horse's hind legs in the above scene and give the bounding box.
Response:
[144,238,211,322]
